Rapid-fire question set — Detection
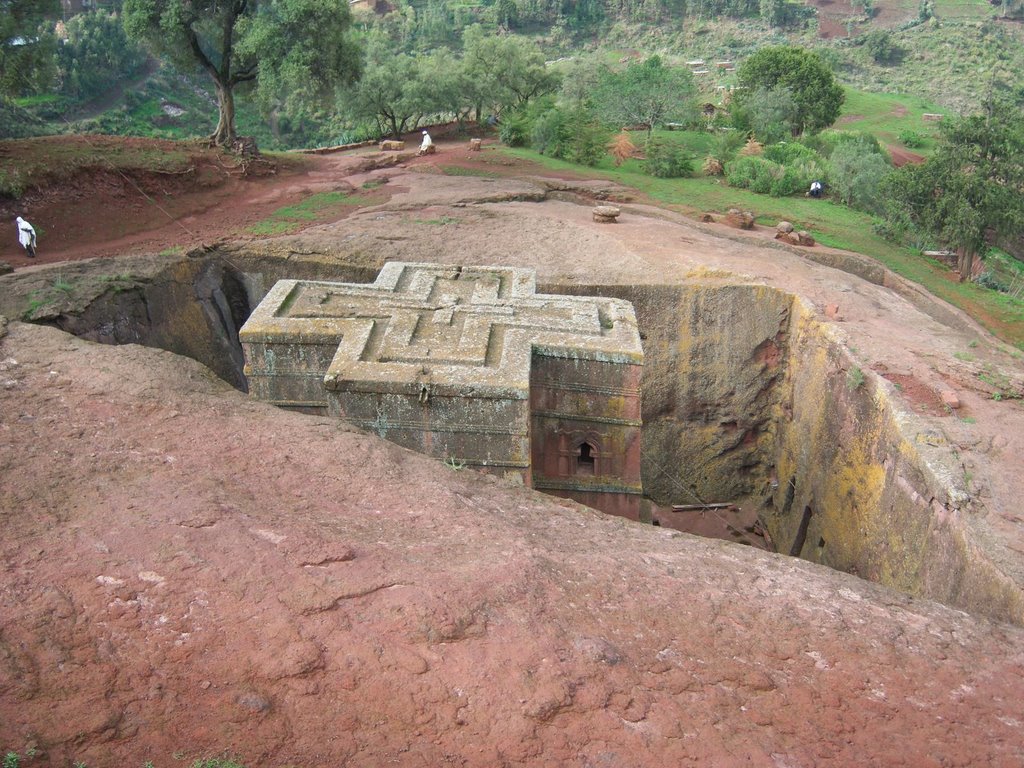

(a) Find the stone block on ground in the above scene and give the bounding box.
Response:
[824,303,841,320]
[796,230,815,246]
[941,390,961,410]
[593,205,621,223]
[379,140,405,151]
[776,221,794,234]
[469,139,482,151]
[699,213,715,223]
[725,208,755,230]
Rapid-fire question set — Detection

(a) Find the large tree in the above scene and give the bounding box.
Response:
[341,35,458,138]
[883,98,1024,281]
[0,0,58,98]
[592,56,697,139]
[123,0,359,146]
[734,46,844,135]
[461,26,560,120]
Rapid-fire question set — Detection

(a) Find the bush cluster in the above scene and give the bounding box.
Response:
[644,141,695,178]
[725,152,823,197]
[502,102,609,167]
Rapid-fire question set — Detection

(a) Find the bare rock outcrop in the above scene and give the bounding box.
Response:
[1,321,1023,767]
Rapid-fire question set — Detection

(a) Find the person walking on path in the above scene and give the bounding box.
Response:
[16,216,36,258]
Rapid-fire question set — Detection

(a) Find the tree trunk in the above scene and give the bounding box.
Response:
[211,84,237,147]
[957,247,975,283]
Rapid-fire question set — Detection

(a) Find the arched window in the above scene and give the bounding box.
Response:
[576,441,596,475]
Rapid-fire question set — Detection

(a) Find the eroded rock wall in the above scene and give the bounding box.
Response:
[769,299,1024,623]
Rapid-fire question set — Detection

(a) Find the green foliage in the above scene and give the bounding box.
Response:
[829,138,892,214]
[55,11,147,101]
[529,104,608,167]
[0,0,58,98]
[726,156,773,194]
[898,130,926,149]
[123,0,358,145]
[726,149,823,197]
[803,129,885,160]
[862,30,901,65]
[499,96,552,148]
[735,85,799,144]
[883,97,1024,278]
[644,141,695,178]
[734,46,845,135]
[4,752,19,768]
[593,56,697,137]
[462,26,560,118]
[762,141,818,165]
[340,34,429,138]
[847,366,866,390]
[711,130,747,164]
[500,114,530,147]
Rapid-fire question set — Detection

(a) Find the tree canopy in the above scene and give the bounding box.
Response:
[883,98,1024,280]
[462,26,560,118]
[734,46,844,135]
[0,0,58,98]
[123,0,360,146]
[592,56,697,138]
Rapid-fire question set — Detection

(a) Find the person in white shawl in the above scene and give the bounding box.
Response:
[418,130,433,155]
[16,216,36,258]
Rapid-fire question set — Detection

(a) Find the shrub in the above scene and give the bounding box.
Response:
[763,141,819,165]
[702,156,724,175]
[644,141,695,178]
[561,107,609,167]
[726,155,780,194]
[829,141,893,214]
[738,137,764,156]
[862,30,901,64]
[898,129,926,148]
[499,115,530,147]
[526,105,607,166]
[726,153,823,197]
[530,108,567,156]
[608,132,638,166]
[712,130,747,164]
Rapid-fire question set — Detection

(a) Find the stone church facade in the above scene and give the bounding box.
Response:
[240,262,643,518]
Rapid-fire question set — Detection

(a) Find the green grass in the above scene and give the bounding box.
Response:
[270,191,360,220]
[245,190,367,235]
[440,165,499,178]
[835,88,944,150]
[500,145,1024,347]
[246,220,302,235]
[931,0,997,19]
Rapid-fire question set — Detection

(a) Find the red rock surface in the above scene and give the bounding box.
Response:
[3,322,1024,767]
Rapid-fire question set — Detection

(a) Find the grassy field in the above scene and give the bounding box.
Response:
[835,89,944,150]
[502,145,1024,349]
